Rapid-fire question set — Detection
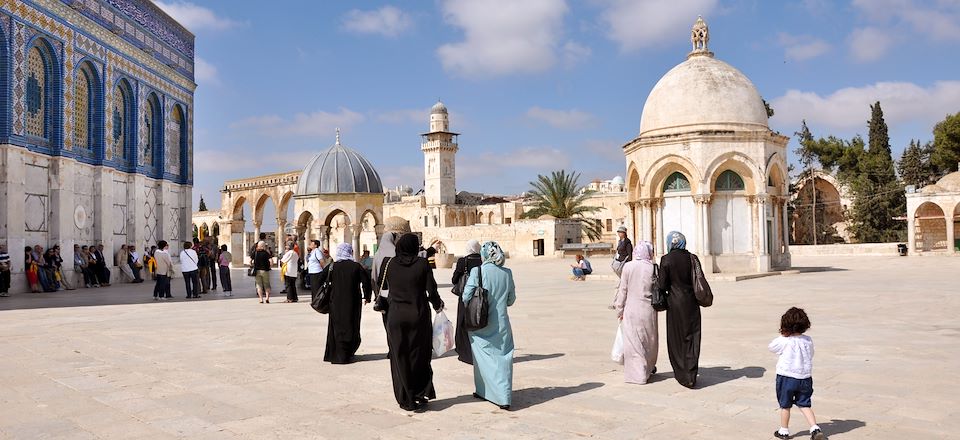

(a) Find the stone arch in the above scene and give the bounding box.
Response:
[467,211,476,225]
[231,196,247,221]
[169,103,187,178]
[487,212,495,225]
[766,161,788,196]
[252,192,273,227]
[642,155,702,198]
[914,202,947,251]
[198,222,210,240]
[704,152,761,195]
[627,162,642,201]
[24,36,63,151]
[446,211,457,227]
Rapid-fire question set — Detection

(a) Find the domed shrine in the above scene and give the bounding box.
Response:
[906,169,960,253]
[622,16,791,273]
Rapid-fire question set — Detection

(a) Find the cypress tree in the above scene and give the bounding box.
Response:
[898,140,926,188]
[848,102,906,242]
[198,195,208,212]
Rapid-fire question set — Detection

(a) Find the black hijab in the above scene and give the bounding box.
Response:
[394,233,421,266]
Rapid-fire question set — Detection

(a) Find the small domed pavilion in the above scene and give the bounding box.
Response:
[294,129,385,258]
[623,16,791,273]
[906,169,960,254]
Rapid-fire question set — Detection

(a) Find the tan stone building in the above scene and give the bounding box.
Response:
[906,170,960,254]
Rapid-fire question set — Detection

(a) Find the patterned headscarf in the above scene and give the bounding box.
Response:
[634,240,654,262]
[465,239,481,255]
[666,231,687,251]
[334,242,354,262]
[481,241,506,267]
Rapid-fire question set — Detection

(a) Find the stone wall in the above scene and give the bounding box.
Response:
[789,243,901,256]
[419,219,582,260]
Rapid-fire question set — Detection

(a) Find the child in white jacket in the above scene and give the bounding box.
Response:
[769,307,826,440]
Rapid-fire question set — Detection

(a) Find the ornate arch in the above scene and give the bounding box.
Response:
[111,77,136,166]
[231,196,247,221]
[73,59,103,158]
[642,154,702,198]
[627,162,642,201]
[704,151,761,195]
[143,91,163,173]
[24,36,63,151]
[168,103,187,178]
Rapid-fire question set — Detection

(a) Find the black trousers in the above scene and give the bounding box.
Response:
[199,266,210,292]
[309,272,323,300]
[219,266,232,292]
[0,270,9,293]
[285,276,298,302]
[209,264,218,289]
[154,274,171,298]
[79,267,96,286]
[96,265,110,284]
[131,264,143,281]
[183,270,200,298]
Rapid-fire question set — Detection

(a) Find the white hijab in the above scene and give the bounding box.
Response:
[372,232,398,293]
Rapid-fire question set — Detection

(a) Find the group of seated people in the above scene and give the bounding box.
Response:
[23,243,161,292]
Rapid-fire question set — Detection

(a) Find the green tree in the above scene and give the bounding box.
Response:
[931,111,960,173]
[198,195,208,212]
[898,139,937,188]
[763,98,775,118]
[847,102,906,242]
[521,170,603,241]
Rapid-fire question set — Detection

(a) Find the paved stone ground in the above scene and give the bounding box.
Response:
[0,255,956,439]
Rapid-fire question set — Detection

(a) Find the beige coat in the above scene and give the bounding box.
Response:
[154,250,174,276]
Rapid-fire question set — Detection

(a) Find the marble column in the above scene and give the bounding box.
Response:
[694,194,712,256]
[946,209,956,254]
[757,194,769,256]
[907,208,916,253]
[781,199,790,254]
[654,198,665,256]
[48,158,77,269]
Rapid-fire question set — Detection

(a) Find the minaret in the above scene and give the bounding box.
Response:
[422,100,458,205]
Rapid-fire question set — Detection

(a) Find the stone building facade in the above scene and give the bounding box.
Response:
[906,170,960,254]
[1,0,194,291]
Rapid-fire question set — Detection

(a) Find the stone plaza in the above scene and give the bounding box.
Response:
[0,254,955,439]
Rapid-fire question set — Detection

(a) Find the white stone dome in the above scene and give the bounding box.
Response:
[296,133,383,196]
[611,175,625,185]
[638,53,769,138]
[431,100,448,115]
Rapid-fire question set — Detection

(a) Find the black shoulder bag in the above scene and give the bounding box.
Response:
[649,263,668,312]
[690,254,713,307]
[464,266,489,330]
[373,257,390,313]
[311,263,333,314]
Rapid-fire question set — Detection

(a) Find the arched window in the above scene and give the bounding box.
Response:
[111,79,134,164]
[715,170,745,191]
[168,105,185,176]
[143,93,162,170]
[663,172,691,192]
[26,46,48,139]
[74,62,99,151]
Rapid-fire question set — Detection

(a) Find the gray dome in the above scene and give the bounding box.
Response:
[296,140,384,195]
[431,101,448,114]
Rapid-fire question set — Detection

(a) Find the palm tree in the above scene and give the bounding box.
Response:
[520,170,603,241]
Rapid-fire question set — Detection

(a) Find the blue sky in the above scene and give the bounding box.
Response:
[157,0,960,228]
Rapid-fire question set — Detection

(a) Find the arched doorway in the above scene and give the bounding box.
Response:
[661,171,697,252]
[359,210,379,254]
[198,223,210,241]
[914,202,947,251]
[325,210,351,252]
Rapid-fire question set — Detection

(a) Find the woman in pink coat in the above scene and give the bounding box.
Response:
[613,241,659,384]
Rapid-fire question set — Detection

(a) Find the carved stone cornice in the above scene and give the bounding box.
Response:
[693,194,712,205]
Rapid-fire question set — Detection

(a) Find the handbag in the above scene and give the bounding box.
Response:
[373,258,391,313]
[311,263,333,314]
[650,263,668,312]
[464,266,489,331]
[611,258,625,277]
[689,254,713,307]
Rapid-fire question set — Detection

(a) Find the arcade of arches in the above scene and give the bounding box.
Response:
[191,171,383,265]
[906,170,960,254]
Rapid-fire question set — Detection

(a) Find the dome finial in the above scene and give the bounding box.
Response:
[335,127,341,145]
[689,15,713,59]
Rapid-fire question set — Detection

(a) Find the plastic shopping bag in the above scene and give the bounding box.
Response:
[432,310,455,358]
[611,324,624,365]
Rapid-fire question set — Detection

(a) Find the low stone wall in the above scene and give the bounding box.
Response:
[789,243,901,256]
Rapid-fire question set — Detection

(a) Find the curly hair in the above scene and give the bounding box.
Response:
[780,307,811,336]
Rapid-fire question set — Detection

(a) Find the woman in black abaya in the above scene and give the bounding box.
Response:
[657,231,702,388]
[450,239,482,364]
[322,243,372,364]
[385,234,445,411]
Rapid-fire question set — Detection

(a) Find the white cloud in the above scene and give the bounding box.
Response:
[562,41,592,67]
[154,1,241,32]
[525,106,598,129]
[847,27,894,62]
[777,33,831,61]
[230,108,365,138]
[584,139,625,162]
[341,6,413,37]
[770,81,960,132]
[436,0,570,78]
[193,57,219,85]
[486,147,571,169]
[852,0,960,40]
[194,149,314,173]
[599,0,718,52]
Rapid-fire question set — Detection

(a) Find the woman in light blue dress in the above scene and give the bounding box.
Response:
[462,241,516,410]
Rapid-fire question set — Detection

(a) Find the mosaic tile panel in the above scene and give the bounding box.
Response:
[13,22,26,135]
[73,65,91,149]
[166,103,182,176]
[26,46,46,138]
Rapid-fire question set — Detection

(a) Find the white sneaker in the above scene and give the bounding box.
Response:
[153,297,159,301]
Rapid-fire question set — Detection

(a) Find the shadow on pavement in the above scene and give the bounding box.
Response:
[816,419,867,437]
[352,353,389,362]
[791,266,849,273]
[512,382,605,410]
[694,366,766,389]
[514,353,565,363]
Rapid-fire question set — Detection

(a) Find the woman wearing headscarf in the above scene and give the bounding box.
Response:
[450,239,482,365]
[658,231,701,388]
[463,241,516,410]
[613,241,658,384]
[321,242,372,364]
[385,234,444,411]
[373,232,398,333]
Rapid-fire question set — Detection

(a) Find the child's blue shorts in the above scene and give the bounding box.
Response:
[776,374,813,408]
